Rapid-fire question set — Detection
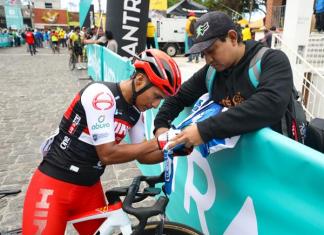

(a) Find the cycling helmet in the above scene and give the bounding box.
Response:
[133,49,182,96]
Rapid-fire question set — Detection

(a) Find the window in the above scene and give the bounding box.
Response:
[45,3,53,8]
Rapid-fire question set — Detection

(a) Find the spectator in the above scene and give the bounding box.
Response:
[260,26,276,47]
[25,28,36,56]
[106,30,118,53]
[83,27,107,46]
[242,24,252,41]
[314,0,324,32]
[185,11,199,63]
[69,26,84,69]
[154,11,294,149]
[146,18,156,49]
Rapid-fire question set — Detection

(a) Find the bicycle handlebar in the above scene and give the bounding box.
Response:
[122,172,169,235]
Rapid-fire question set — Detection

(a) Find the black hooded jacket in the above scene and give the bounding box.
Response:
[154,40,293,142]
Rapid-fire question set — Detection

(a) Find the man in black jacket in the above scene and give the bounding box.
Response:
[154,11,293,148]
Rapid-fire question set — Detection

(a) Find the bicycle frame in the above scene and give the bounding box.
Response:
[67,201,132,235]
[66,173,168,235]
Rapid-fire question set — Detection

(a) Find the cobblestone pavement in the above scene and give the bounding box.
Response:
[0,46,205,234]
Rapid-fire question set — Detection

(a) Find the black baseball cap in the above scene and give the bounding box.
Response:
[188,11,236,54]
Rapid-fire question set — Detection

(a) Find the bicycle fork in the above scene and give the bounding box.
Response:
[94,208,132,235]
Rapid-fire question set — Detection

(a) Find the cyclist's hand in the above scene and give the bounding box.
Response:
[157,129,193,156]
[157,129,180,150]
[154,127,169,138]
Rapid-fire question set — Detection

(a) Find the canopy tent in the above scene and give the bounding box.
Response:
[166,0,208,17]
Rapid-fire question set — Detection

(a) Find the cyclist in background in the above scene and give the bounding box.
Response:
[50,29,59,53]
[69,26,84,69]
[22,49,187,235]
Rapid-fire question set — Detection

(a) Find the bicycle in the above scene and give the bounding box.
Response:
[69,47,77,71]
[0,189,22,235]
[67,172,202,235]
[51,41,60,54]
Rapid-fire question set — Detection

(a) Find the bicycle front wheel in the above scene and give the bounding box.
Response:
[69,54,76,70]
[132,221,203,235]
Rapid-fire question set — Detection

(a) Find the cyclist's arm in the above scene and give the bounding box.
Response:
[95,140,162,165]
[82,83,163,165]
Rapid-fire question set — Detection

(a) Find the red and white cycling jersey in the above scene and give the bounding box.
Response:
[39,82,145,186]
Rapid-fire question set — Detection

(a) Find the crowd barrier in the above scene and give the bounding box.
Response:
[0,34,12,48]
[86,44,324,235]
[86,44,134,82]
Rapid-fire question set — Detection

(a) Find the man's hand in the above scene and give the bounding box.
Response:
[168,124,203,149]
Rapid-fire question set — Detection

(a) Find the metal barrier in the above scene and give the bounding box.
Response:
[271,33,324,120]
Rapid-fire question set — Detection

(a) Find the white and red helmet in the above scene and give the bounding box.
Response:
[133,49,182,96]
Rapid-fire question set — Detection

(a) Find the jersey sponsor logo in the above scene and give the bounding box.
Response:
[60,136,71,150]
[93,160,104,170]
[92,92,114,111]
[91,115,110,130]
[91,122,110,130]
[68,114,81,134]
[114,120,131,143]
[92,133,109,141]
[98,115,105,123]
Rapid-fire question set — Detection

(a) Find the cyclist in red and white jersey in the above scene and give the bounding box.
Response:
[22,49,182,235]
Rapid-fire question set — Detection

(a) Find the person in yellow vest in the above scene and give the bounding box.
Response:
[146,18,156,49]
[58,29,66,47]
[242,24,252,41]
[185,11,199,63]
[69,26,85,69]
[51,29,59,53]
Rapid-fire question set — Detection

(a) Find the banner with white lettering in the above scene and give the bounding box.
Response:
[140,107,324,235]
[4,5,24,30]
[106,0,150,57]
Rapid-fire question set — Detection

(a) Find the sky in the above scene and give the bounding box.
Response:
[61,0,107,13]
[20,0,264,21]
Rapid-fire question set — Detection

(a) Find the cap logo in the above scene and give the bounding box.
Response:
[196,22,209,38]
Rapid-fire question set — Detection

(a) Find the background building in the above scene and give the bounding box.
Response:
[31,0,60,9]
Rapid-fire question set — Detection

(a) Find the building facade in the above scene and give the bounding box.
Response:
[32,0,61,9]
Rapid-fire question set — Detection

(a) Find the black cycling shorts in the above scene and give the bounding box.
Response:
[74,46,83,56]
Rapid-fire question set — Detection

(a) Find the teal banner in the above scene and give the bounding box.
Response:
[79,0,92,27]
[87,44,103,81]
[4,5,23,30]
[0,33,11,48]
[102,47,134,82]
[86,44,134,82]
[141,107,324,235]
